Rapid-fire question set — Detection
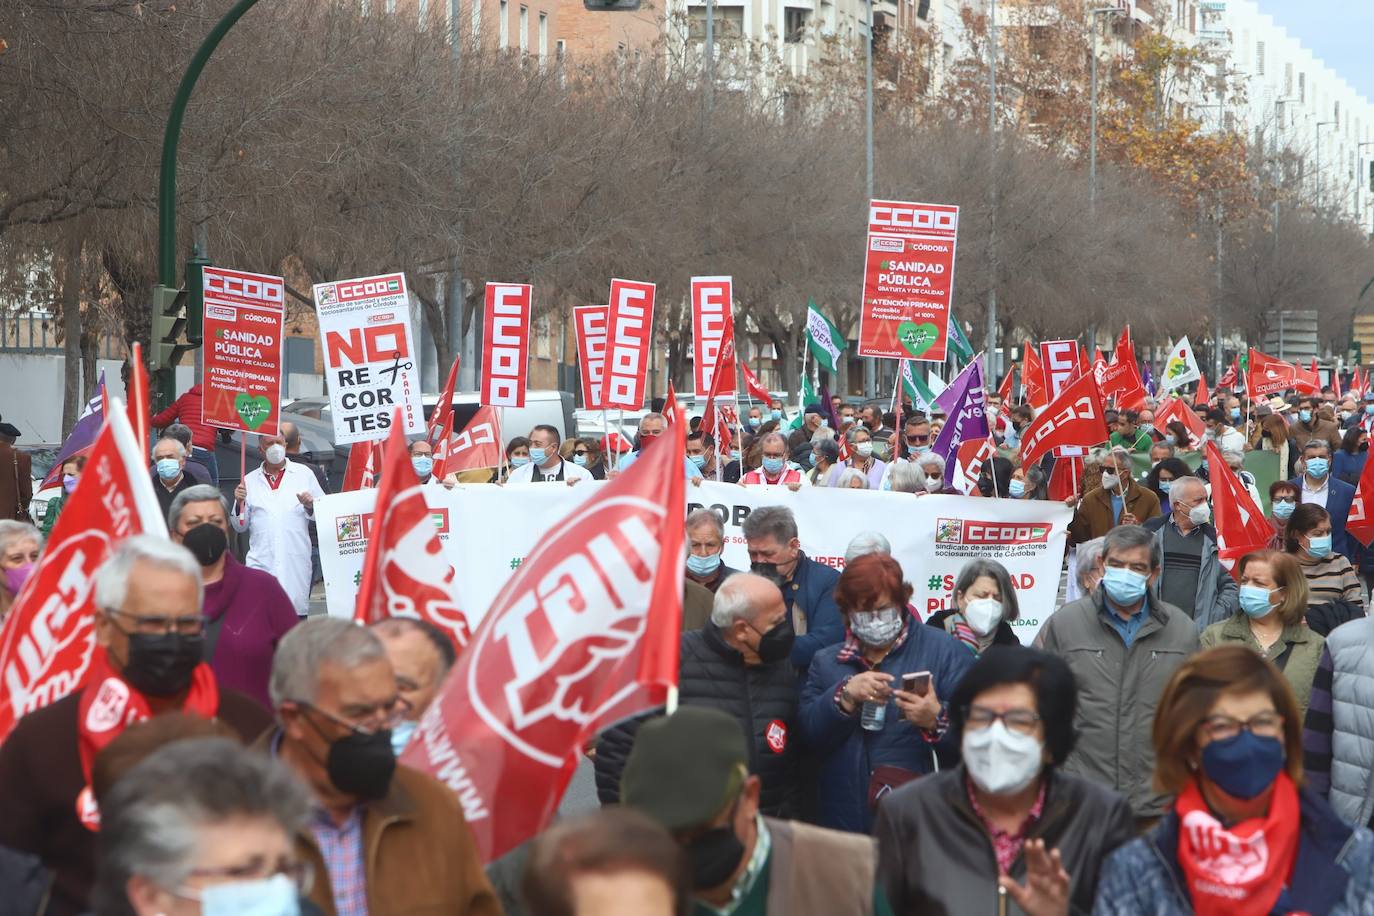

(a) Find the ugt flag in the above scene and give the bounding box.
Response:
[402,410,687,861]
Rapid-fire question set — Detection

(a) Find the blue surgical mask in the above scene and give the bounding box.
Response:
[1101,566,1149,605]
[1238,584,1276,619]
[730,450,741,462]
[1159,480,1172,493]
[1139,423,1154,436]
[155,458,181,480]
[688,453,707,469]
[762,457,785,475]
[573,454,588,467]
[771,409,782,420]
[1272,498,1295,520]
[1201,731,1285,801]
[1008,479,1026,498]
[1300,409,1313,423]
[1305,457,1330,479]
[686,552,722,576]
[1164,435,1177,446]
[748,417,761,428]
[1230,407,1241,420]
[807,452,818,468]
[199,873,300,916]
[1307,534,1333,558]
[528,447,548,465]
[1365,405,1374,416]
[391,719,418,757]
[411,456,433,479]
[511,455,530,467]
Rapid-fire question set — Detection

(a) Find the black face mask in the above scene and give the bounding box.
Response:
[749,617,795,665]
[325,729,397,801]
[181,523,228,567]
[686,820,747,890]
[122,632,205,697]
[750,562,785,588]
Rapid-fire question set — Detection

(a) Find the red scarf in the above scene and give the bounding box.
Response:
[74,650,219,831]
[1175,772,1300,916]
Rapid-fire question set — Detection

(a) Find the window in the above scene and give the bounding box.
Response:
[1028,25,1051,58]
[539,12,548,60]
[1284,62,1293,96]
[556,38,566,62]
[687,6,744,42]
[1335,100,1341,129]
[499,0,508,47]
[471,0,481,40]
[519,4,528,51]
[1255,40,1264,76]
[784,7,808,43]
[1299,72,1305,103]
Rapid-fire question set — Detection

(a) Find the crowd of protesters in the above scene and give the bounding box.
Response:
[2,376,1374,916]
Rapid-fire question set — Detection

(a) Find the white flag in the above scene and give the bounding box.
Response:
[1161,336,1201,391]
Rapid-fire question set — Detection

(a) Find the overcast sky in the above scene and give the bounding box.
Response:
[1255,0,1374,102]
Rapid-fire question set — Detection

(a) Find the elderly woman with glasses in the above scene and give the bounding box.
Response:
[876,647,1135,915]
[0,536,273,916]
[94,737,316,916]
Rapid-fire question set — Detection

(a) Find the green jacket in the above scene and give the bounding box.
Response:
[1200,613,1325,716]
[1109,429,1152,453]
[39,493,65,540]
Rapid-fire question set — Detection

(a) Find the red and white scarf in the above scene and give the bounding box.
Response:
[74,651,219,831]
[1175,772,1300,916]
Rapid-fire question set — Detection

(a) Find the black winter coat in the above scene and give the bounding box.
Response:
[594,624,802,816]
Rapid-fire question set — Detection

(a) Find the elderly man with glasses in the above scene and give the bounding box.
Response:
[267,617,500,916]
[0,536,273,916]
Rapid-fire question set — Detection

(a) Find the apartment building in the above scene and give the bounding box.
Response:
[397,0,561,63]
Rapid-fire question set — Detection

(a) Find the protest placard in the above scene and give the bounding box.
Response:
[601,279,656,410]
[574,306,609,410]
[201,267,285,435]
[857,199,960,362]
[480,283,532,408]
[691,277,736,399]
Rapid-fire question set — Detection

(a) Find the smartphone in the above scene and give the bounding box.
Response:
[902,671,932,697]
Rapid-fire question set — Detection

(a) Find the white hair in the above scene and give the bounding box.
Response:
[835,467,869,489]
[153,437,187,459]
[844,531,891,562]
[810,427,836,443]
[93,535,203,615]
[887,461,926,494]
[710,573,774,628]
[269,617,387,712]
[0,519,41,555]
[1076,538,1106,590]
[916,454,943,473]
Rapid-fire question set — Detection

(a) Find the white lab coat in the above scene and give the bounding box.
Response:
[231,460,324,613]
[506,458,593,484]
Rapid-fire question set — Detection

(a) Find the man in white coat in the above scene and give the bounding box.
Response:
[231,432,324,614]
[506,424,592,484]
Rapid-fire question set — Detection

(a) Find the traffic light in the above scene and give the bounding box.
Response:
[184,246,211,346]
[152,284,187,374]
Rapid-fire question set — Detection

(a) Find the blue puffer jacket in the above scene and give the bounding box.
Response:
[1093,784,1374,915]
[798,611,974,834]
[782,552,844,670]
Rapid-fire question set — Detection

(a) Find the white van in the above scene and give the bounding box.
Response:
[423,390,575,443]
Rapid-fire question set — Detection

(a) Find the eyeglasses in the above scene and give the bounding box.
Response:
[105,608,208,637]
[573,449,590,456]
[298,698,408,737]
[964,705,1042,736]
[185,856,314,895]
[906,434,931,444]
[1200,711,1283,742]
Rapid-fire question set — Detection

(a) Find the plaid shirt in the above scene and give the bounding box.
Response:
[831,610,949,742]
[310,806,368,916]
[966,775,1047,874]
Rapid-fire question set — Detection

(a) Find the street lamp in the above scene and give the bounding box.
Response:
[863,0,877,397]
[1088,2,1128,216]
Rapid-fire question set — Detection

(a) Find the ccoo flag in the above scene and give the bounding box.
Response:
[805,300,847,373]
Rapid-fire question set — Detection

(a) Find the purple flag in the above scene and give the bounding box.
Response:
[932,358,978,417]
[1142,362,1157,397]
[39,371,106,490]
[931,358,989,481]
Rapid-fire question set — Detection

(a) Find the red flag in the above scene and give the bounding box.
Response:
[1334,367,1343,399]
[1355,366,1366,399]
[1155,398,1207,448]
[952,437,997,495]
[354,410,471,650]
[1099,328,1146,410]
[1204,441,1273,572]
[1047,455,1083,502]
[1195,372,1209,407]
[0,402,166,743]
[663,382,683,429]
[1091,348,1107,388]
[445,407,504,475]
[1248,348,1314,396]
[701,334,736,457]
[1023,343,1048,409]
[481,284,532,408]
[739,358,772,405]
[996,369,1014,406]
[1298,359,1321,395]
[430,408,458,480]
[1348,447,1374,547]
[429,356,461,447]
[1017,371,1110,470]
[127,343,149,449]
[402,404,686,862]
[837,432,851,462]
[1218,357,1238,390]
[342,440,379,491]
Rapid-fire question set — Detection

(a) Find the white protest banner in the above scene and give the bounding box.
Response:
[313,272,425,445]
[319,483,1073,645]
[691,277,736,399]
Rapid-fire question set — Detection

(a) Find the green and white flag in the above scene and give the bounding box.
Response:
[805,300,847,373]
[947,318,974,366]
[790,372,818,430]
[900,361,938,411]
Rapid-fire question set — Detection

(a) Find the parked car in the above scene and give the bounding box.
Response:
[19,444,62,527]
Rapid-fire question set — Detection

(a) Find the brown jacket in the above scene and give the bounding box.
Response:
[1289,417,1342,453]
[0,442,32,521]
[289,758,501,916]
[1069,482,1161,544]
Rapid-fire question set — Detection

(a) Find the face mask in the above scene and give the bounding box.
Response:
[1008,479,1026,498]
[850,607,903,647]
[914,445,931,455]
[771,409,783,420]
[1004,427,1020,448]
[1306,534,1333,558]
[411,456,433,479]
[121,632,205,697]
[1101,566,1149,605]
[1188,503,1211,526]
[748,417,761,428]
[962,597,1004,637]
[199,873,300,916]
[962,720,1044,796]
[155,458,181,480]
[686,819,746,889]
[1272,498,1295,520]
[63,474,79,495]
[1366,405,1374,416]
[1230,407,1241,421]
[1100,472,1120,492]
[1238,584,1276,619]
[730,450,742,462]
[1299,409,1312,424]
[686,552,722,577]
[1201,731,1284,800]
[1305,457,1329,479]
[390,719,418,757]
[1159,480,1172,494]
[1205,429,1218,440]
[1164,435,1177,446]
[688,453,707,469]
[750,616,795,664]
[1139,423,1154,436]
[181,523,228,567]
[1341,411,1353,421]
[750,562,785,588]
[4,562,34,595]
[924,477,942,493]
[325,728,396,800]
[855,442,874,458]
[573,454,588,467]
[264,444,287,465]
[510,455,530,467]
[528,447,548,465]
[762,457,785,475]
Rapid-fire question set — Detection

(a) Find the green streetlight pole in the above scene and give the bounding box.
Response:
[152,0,263,408]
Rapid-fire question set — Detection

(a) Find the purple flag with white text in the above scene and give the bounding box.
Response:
[39,371,107,490]
[931,357,989,481]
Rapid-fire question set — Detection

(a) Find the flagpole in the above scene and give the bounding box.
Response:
[666,684,679,715]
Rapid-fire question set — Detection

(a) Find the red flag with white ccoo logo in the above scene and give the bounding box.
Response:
[444,407,504,475]
[0,402,167,743]
[354,410,471,651]
[1016,371,1110,470]
[401,409,686,862]
[1204,441,1274,572]
[952,437,997,495]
